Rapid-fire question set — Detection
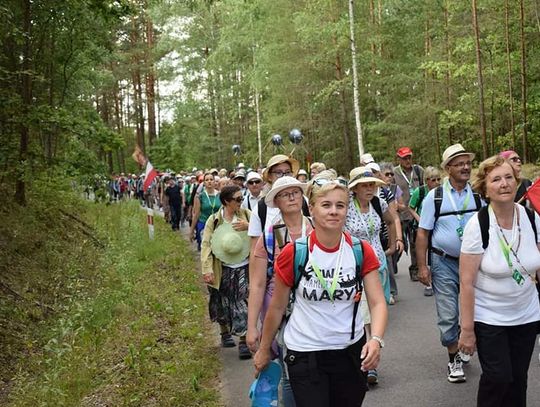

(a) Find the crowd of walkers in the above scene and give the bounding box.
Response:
[113,145,539,406]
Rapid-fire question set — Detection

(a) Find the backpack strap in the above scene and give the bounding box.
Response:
[350,237,364,340]
[293,236,309,290]
[524,207,537,242]
[301,197,310,217]
[433,186,443,221]
[370,196,383,220]
[478,206,490,250]
[414,165,424,186]
[258,199,268,231]
[418,185,426,207]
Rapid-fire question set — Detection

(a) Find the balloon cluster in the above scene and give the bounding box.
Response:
[232,144,242,155]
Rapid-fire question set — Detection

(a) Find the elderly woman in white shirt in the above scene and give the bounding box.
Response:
[459,155,540,407]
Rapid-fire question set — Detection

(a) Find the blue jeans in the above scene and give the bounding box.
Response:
[430,253,460,347]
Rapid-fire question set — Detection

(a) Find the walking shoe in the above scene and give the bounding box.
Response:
[424,286,433,296]
[367,369,378,385]
[447,355,466,383]
[389,294,396,305]
[221,333,236,348]
[238,342,252,360]
[409,269,419,282]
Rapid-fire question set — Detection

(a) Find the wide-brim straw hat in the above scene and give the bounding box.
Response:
[441,143,475,168]
[262,155,300,182]
[264,176,307,208]
[210,222,250,265]
[348,167,386,190]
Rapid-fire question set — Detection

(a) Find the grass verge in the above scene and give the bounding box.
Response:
[2,199,221,406]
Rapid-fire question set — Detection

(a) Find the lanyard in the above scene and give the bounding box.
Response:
[205,191,217,212]
[309,234,344,302]
[398,166,414,189]
[490,206,527,285]
[444,181,471,219]
[354,199,375,240]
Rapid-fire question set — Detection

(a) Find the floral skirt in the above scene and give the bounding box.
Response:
[208,263,249,336]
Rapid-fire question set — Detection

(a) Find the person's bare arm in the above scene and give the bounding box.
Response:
[416,228,431,286]
[362,270,388,371]
[458,253,482,356]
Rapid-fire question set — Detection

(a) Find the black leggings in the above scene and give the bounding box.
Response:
[285,336,367,407]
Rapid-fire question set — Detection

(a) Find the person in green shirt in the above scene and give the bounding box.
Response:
[409,166,442,296]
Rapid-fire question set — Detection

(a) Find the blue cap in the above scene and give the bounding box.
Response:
[249,360,282,407]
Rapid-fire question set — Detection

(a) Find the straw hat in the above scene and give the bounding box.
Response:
[262,155,300,182]
[264,176,307,208]
[441,143,475,169]
[210,222,250,265]
[348,167,386,190]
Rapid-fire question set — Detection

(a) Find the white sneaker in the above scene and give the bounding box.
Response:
[447,355,466,383]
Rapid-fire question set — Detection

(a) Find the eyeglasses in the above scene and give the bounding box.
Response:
[448,160,472,169]
[384,172,394,177]
[509,157,522,163]
[270,170,293,178]
[276,189,302,200]
[247,180,262,185]
[428,177,441,182]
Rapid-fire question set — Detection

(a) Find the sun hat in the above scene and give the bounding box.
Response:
[262,155,300,182]
[264,176,307,208]
[441,143,475,169]
[249,361,282,407]
[297,169,308,176]
[237,162,245,168]
[396,147,413,158]
[246,171,262,182]
[360,153,375,164]
[348,167,386,190]
[210,222,250,264]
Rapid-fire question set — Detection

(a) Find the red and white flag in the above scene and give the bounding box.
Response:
[142,161,158,191]
[523,178,540,213]
[132,146,158,191]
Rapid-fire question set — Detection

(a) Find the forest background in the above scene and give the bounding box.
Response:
[2,0,540,201]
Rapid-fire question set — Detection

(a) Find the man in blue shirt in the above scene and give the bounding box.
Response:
[416,144,482,384]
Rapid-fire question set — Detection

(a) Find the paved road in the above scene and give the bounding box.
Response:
[218,253,540,407]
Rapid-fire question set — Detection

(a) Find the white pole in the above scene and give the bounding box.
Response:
[147,207,155,240]
[255,88,262,167]
[348,0,365,159]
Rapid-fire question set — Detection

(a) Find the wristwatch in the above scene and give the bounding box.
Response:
[370,335,385,348]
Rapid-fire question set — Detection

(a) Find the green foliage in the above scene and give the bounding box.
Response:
[1,189,220,406]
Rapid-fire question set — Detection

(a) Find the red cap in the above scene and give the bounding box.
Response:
[397,147,413,158]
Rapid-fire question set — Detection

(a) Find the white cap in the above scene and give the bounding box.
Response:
[246,171,262,182]
[360,153,375,164]
[366,162,381,173]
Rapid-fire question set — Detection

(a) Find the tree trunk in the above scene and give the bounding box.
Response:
[519,0,528,162]
[504,0,516,149]
[145,16,157,146]
[471,0,488,159]
[15,0,32,206]
[335,48,354,169]
[348,0,365,158]
[444,1,453,144]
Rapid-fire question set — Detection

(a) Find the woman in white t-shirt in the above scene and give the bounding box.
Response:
[459,155,540,407]
[254,182,387,407]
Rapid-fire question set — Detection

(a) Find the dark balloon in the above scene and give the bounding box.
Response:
[271,134,283,146]
[232,144,241,155]
[289,128,303,144]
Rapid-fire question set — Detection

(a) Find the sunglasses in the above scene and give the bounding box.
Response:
[384,172,394,177]
[232,196,243,203]
[428,177,441,182]
[247,180,262,185]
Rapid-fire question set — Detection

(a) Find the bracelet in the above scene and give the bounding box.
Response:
[370,335,385,348]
